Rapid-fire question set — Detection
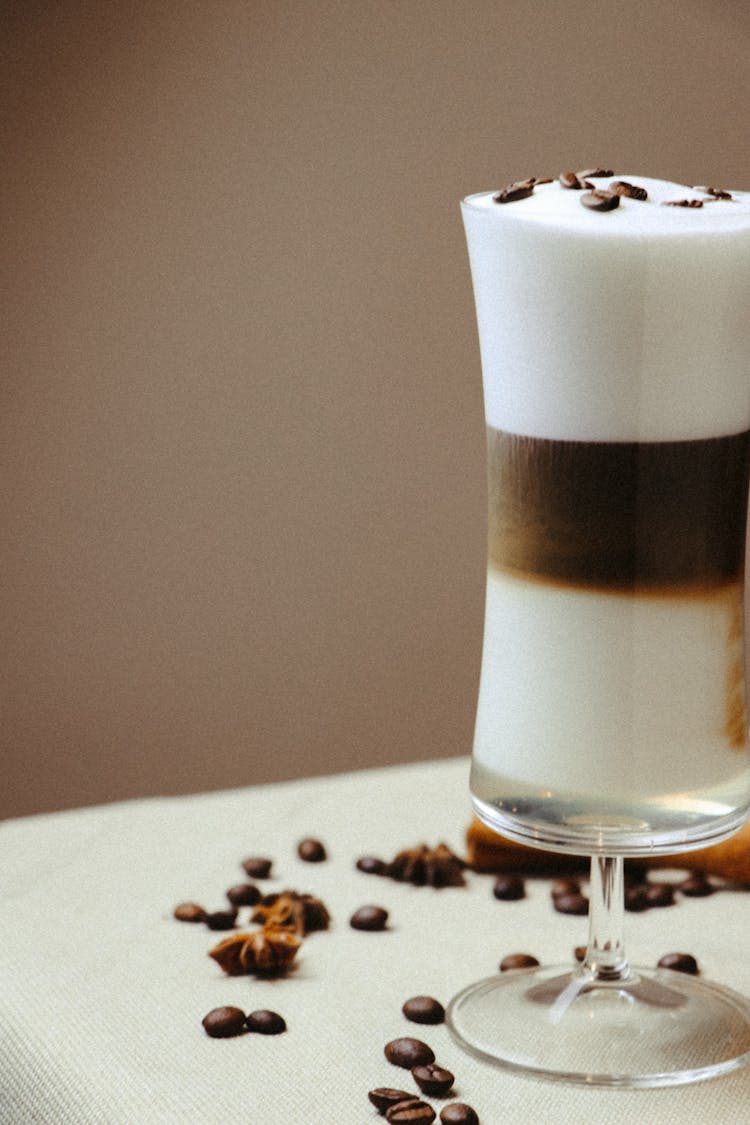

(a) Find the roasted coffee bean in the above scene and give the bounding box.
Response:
[624,884,649,912]
[645,882,675,908]
[493,179,535,204]
[386,1101,436,1124]
[580,189,620,212]
[658,952,699,975]
[533,176,553,184]
[440,1105,479,1125]
[551,877,581,897]
[574,945,586,962]
[578,167,615,178]
[402,995,445,1025]
[663,198,703,207]
[369,1088,417,1114]
[492,874,525,901]
[245,1009,286,1034]
[350,904,389,931]
[559,171,590,190]
[173,902,207,923]
[695,186,733,199]
[242,856,273,879]
[297,838,327,862]
[201,1005,246,1038]
[384,1037,436,1069]
[412,1063,455,1097]
[678,872,716,897]
[226,883,261,907]
[357,855,388,875]
[499,952,540,972]
[204,908,238,930]
[609,179,648,200]
[553,891,589,915]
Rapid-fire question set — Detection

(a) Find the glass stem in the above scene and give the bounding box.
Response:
[583,854,630,982]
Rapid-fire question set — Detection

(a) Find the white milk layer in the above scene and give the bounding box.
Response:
[472,568,749,802]
[461,176,750,441]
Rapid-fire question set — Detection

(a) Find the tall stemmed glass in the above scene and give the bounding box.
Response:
[447,174,750,1086]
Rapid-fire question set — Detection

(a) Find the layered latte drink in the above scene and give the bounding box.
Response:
[462,174,750,853]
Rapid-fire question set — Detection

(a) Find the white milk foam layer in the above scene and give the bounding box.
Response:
[473,569,748,801]
[461,176,750,441]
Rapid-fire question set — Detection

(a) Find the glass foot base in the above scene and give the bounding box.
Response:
[447,964,750,1087]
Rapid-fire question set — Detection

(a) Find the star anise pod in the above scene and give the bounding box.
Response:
[251,890,330,935]
[208,925,300,977]
[386,843,467,888]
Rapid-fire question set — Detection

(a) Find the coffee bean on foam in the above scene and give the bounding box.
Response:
[581,188,620,211]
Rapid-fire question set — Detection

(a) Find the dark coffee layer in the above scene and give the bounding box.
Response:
[487,427,750,590]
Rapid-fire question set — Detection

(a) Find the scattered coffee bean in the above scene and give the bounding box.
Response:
[356,855,388,875]
[492,874,525,901]
[402,996,445,1025]
[242,856,273,879]
[384,1037,436,1069]
[645,882,675,908]
[499,952,540,972]
[552,891,589,915]
[493,179,535,204]
[624,884,649,912]
[245,1009,286,1034]
[440,1105,479,1125]
[297,838,327,862]
[173,902,207,923]
[578,167,615,178]
[226,883,261,907]
[609,179,648,200]
[350,905,389,931]
[663,198,703,207]
[369,1088,417,1114]
[580,189,620,212]
[201,1005,246,1038]
[678,872,715,897]
[658,952,699,975]
[386,1101,436,1124]
[551,877,581,897]
[204,908,238,931]
[574,945,586,962]
[412,1063,455,1097]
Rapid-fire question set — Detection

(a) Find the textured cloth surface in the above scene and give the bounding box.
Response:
[2,756,750,1124]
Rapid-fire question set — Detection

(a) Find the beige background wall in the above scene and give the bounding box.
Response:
[3,1,749,819]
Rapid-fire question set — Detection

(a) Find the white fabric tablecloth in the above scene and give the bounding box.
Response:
[2,756,750,1124]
